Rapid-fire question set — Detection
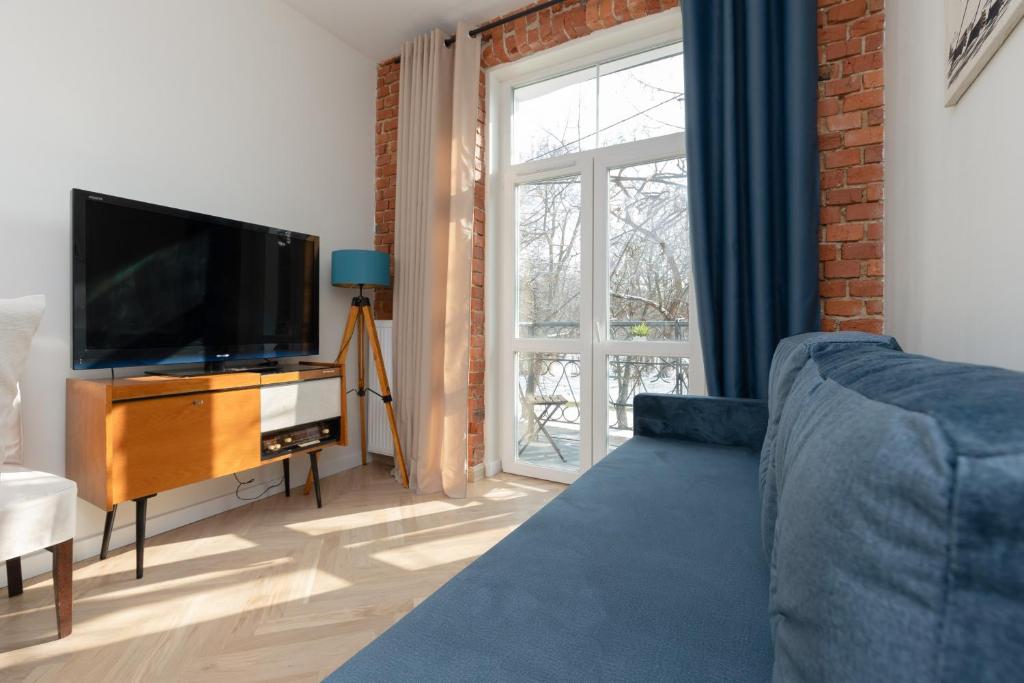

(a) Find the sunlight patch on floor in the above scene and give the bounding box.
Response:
[284,499,481,537]
[370,526,518,571]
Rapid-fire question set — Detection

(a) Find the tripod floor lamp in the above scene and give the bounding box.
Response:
[330,249,408,488]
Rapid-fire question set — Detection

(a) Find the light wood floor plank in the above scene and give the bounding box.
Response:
[0,461,563,682]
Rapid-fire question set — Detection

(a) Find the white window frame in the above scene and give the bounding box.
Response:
[484,12,703,482]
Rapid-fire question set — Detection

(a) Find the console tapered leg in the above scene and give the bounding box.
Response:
[100,504,117,560]
[283,457,291,496]
[309,451,322,508]
[134,495,154,579]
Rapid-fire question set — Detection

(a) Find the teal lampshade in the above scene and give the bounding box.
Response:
[331,249,391,288]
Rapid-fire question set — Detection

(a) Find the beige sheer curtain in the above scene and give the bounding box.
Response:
[393,24,480,497]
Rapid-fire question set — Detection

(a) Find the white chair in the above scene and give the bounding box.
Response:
[1,465,77,638]
[1,295,76,639]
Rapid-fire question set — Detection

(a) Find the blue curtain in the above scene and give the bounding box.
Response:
[682,0,820,399]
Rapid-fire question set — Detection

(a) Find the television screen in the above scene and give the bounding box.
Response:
[72,189,319,369]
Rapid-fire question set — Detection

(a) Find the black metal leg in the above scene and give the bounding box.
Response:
[6,557,23,598]
[309,451,322,509]
[100,504,117,560]
[134,495,154,579]
[283,457,291,497]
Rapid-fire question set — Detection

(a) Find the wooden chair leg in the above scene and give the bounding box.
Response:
[6,556,23,598]
[50,539,72,638]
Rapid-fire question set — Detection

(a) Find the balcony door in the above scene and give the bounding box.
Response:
[490,27,703,484]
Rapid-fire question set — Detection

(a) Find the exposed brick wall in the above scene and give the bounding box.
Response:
[373,60,399,320]
[374,0,885,469]
[817,0,885,333]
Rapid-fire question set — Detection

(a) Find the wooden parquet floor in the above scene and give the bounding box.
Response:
[0,461,564,682]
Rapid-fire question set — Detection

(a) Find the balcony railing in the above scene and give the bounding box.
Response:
[517,326,690,429]
[518,319,689,341]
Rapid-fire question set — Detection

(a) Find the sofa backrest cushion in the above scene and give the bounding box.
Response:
[758,331,900,557]
[763,335,1024,682]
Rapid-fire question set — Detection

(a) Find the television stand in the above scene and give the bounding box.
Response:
[66,362,346,578]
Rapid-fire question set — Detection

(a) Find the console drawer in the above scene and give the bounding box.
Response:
[109,388,260,503]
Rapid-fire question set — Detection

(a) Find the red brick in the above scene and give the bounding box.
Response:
[827,112,863,131]
[826,223,865,241]
[843,50,883,75]
[845,125,884,146]
[849,279,883,297]
[825,299,864,316]
[862,68,884,88]
[850,13,884,36]
[825,260,861,278]
[847,163,883,183]
[839,318,883,333]
[819,132,843,150]
[821,206,843,224]
[825,75,861,96]
[826,38,862,61]
[825,187,865,205]
[828,0,867,24]
[824,148,861,168]
[846,202,882,220]
[843,88,883,111]
[842,241,882,260]
[821,169,845,189]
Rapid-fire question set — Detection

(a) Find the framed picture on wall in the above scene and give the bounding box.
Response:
[946,0,1024,105]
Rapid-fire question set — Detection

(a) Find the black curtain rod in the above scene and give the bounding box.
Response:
[390,0,568,63]
[446,0,568,46]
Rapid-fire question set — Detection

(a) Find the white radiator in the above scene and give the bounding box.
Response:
[367,320,394,456]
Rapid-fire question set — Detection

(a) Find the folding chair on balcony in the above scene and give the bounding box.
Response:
[517,385,568,462]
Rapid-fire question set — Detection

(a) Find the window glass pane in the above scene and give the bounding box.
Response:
[598,46,685,147]
[517,175,582,339]
[608,158,690,341]
[513,67,597,164]
[607,355,689,453]
[510,43,683,165]
[517,352,582,471]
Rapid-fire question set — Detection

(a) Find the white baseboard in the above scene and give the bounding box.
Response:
[485,457,502,478]
[1,450,362,588]
[467,461,486,482]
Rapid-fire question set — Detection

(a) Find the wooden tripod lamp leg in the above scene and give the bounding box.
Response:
[357,313,368,466]
[360,305,409,488]
[307,300,363,496]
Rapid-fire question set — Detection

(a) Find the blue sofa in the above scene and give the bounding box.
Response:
[328,332,1024,682]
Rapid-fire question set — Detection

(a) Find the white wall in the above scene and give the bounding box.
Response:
[0,0,376,582]
[886,3,1024,371]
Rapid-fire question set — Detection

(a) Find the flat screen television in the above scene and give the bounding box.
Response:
[72,189,319,370]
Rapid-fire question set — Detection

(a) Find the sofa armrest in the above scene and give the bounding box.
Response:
[633,394,768,450]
